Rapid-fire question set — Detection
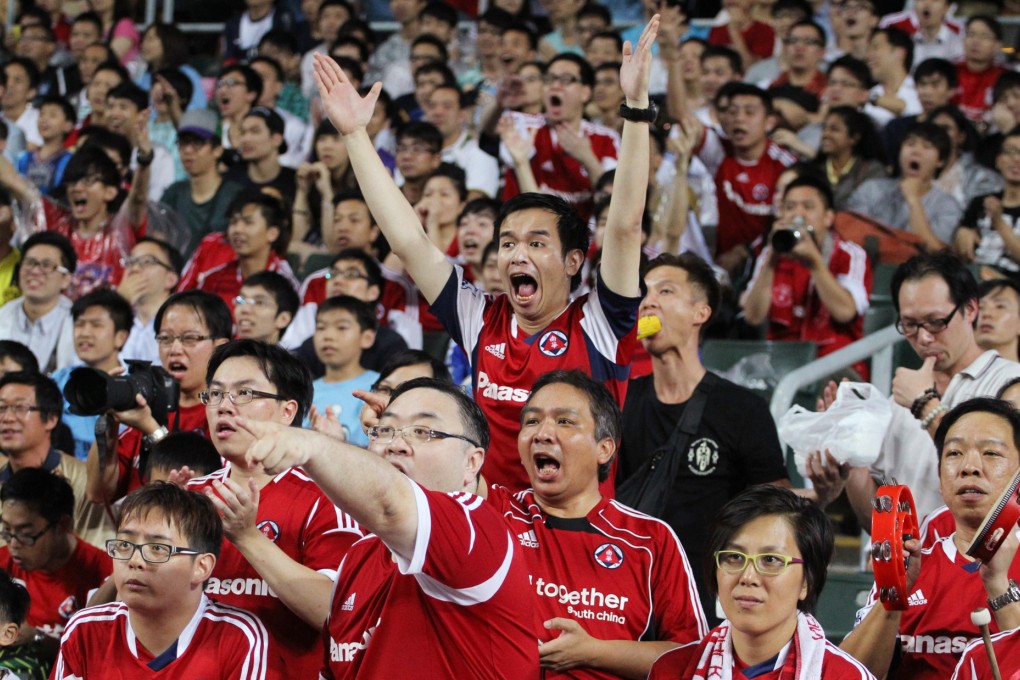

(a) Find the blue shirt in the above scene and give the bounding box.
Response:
[309,371,380,447]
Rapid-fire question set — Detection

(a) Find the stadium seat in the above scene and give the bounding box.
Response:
[815,570,874,644]
[302,253,336,280]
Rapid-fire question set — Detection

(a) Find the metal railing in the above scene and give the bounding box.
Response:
[769,324,905,423]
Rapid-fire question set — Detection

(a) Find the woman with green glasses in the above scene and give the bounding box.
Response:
[649,485,876,679]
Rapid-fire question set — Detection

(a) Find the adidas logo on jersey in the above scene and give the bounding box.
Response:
[518,530,539,548]
[342,593,356,611]
[736,172,750,183]
[485,343,506,360]
[907,590,927,607]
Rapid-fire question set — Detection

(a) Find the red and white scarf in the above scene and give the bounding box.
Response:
[690,612,828,679]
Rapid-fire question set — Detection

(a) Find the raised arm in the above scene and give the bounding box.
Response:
[313,54,452,303]
[601,15,658,297]
[239,416,420,559]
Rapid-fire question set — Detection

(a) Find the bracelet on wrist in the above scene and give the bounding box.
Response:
[920,404,949,430]
[910,388,940,419]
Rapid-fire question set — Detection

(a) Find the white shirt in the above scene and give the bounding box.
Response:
[441,131,499,198]
[865,76,922,129]
[277,107,309,169]
[131,144,175,203]
[0,295,76,372]
[872,350,1020,518]
[120,315,160,365]
[15,106,42,147]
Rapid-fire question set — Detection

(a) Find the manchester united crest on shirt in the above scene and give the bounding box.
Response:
[687,438,720,476]
[593,543,624,569]
[257,519,281,542]
[537,330,569,357]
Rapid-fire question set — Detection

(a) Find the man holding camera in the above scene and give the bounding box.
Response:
[740,174,873,377]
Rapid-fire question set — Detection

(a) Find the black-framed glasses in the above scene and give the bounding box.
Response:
[199,388,285,407]
[21,258,69,275]
[542,73,582,87]
[325,268,369,282]
[0,523,52,546]
[715,550,805,576]
[155,333,213,348]
[0,403,42,418]
[234,295,276,309]
[368,424,481,448]
[783,36,823,46]
[121,255,174,271]
[895,303,961,336]
[106,539,201,563]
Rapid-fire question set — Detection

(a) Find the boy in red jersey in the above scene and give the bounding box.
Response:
[240,376,539,679]
[312,16,660,491]
[53,483,273,679]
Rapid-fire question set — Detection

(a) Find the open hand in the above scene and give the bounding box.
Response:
[313,52,380,136]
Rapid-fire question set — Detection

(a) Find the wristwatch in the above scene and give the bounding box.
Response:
[618,102,658,123]
[988,579,1020,611]
[143,425,170,447]
[136,148,155,167]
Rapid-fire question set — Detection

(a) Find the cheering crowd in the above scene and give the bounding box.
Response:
[0,0,1019,676]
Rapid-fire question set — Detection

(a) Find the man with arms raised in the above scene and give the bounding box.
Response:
[489,370,708,678]
[311,16,659,490]
[53,483,273,679]
[187,340,363,677]
[239,376,538,678]
[842,397,1020,679]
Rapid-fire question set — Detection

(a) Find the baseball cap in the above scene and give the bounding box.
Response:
[178,109,219,140]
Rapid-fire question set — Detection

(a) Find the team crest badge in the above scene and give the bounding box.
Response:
[58,596,76,619]
[257,520,281,542]
[752,183,770,201]
[687,438,720,476]
[593,543,624,569]
[538,330,568,357]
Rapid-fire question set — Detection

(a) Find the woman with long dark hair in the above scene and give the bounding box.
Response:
[813,106,887,211]
[136,23,208,111]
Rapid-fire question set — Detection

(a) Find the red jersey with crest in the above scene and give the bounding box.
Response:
[115,403,210,500]
[430,266,639,491]
[955,61,1007,124]
[0,539,111,635]
[499,112,619,221]
[953,627,1020,680]
[52,596,273,679]
[697,131,796,257]
[177,233,299,312]
[188,464,363,679]
[488,486,707,679]
[747,235,872,377]
[854,535,1020,679]
[320,481,538,679]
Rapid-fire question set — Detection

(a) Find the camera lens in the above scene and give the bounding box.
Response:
[771,229,799,253]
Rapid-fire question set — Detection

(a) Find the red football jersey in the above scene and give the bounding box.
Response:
[115,404,210,500]
[919,505,954,550]
[429,267,639,491]
[697,132,796,257]
[321,482,538,679]
[0,539,111,634]
[177,234,299,311]
[53,596,274,679]
[708,21,776,60]
[856,536,1020,679]
[954,61,1006,124]
[952,627,1020,679]
[500,112,619,221]
[748,235,872,377]
[188,464,363,679]
[488,487,707,679]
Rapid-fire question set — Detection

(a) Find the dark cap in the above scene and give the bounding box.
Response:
[178,109,219,140]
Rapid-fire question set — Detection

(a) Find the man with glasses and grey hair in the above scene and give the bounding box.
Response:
[808,252,1020,530]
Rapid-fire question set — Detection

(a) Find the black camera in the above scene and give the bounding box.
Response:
[771,216,809,253]
[64,360,179,423]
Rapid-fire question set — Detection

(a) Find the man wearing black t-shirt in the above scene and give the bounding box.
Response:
[617,253,789,624]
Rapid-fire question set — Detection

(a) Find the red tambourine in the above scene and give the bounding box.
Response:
[966,471,1020,565]
[871,485,919,611]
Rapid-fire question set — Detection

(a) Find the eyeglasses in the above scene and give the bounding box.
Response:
[715,550,805,576]
[106,539,201,564]
[543,73,582,87]
[121,255,174,271]
[0,523,52,546]
[216,78,243,89]
[895,303,961,336]
[199,388,285,406]
[395,143,439,155]
[1001,146,1020,158]
[325,268,369,282]
[66,173,105,188]
[0,403,42,417]
[783,36,823,46]
[155,333,213,348]
[21,258,69,275]
[368,424,481,448]
[234,295,275,309]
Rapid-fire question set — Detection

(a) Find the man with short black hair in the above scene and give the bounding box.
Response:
[975,278,1020,362]
[864,27,922,128]
[223,107,296,198]
[118,237,183,365]
[3,58,41,147]
[103,81,175,202]
[248,56,308,169]
[234,271,299,344]
[424,84,499,199]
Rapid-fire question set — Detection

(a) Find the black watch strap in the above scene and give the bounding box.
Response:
[619,102,658,123]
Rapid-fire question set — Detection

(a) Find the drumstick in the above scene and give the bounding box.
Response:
[970,608,1002,680]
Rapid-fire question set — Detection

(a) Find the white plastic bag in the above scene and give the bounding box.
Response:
[777,382,893,477]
